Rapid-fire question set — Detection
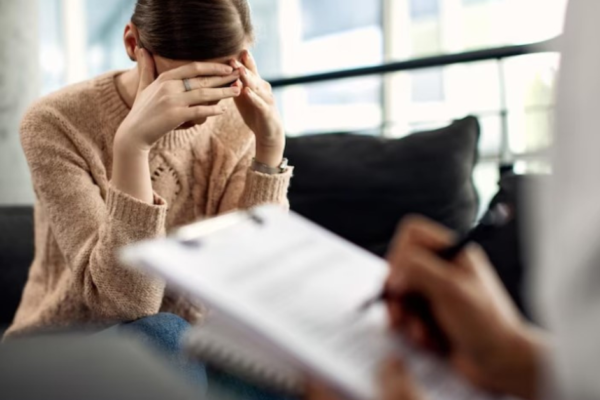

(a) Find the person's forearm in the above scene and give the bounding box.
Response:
[112,138,154,204]
[500,326,549,400]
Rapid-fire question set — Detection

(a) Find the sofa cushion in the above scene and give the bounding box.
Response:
[0,207,34,327]
[284,116,480,256]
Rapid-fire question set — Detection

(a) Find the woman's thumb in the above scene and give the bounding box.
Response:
[136,48,155,94]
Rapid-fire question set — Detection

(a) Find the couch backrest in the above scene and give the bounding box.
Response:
[284,116,481,256]
[0,117,481,327]
[0,207,34,327]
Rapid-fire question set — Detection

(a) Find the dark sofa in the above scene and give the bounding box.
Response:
[0,207,34,329]
[1,116,529,330]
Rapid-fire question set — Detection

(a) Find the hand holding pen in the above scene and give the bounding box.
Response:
[367,208,544,400]
[360,204,513,355]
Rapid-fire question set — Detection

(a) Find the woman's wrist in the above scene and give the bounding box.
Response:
[112,135,154,204]
[114,125,152,155]
[255,141,285,168]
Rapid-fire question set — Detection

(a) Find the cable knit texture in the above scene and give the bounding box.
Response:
[5,71,292,339]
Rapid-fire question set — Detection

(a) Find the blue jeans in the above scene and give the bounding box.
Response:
[115,313,208,393]
[116,313,292,400]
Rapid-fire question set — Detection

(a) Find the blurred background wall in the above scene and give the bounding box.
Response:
[0,0,569,208]
[0,0,38,204]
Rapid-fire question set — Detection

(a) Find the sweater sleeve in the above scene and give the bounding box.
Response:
[216,138,293,214]
[21,106,167,322]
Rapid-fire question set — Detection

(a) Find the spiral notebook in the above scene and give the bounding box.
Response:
[184,315,304,395]
[121,206,503,400]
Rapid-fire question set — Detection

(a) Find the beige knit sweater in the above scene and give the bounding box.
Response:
[5,71,292,339]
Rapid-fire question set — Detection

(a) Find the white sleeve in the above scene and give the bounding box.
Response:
[531,1,600,399]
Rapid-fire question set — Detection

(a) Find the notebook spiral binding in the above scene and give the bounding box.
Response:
[184,322,305,396]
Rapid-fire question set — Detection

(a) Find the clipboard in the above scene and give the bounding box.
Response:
[121,206,502,400]
[175,209,266,247]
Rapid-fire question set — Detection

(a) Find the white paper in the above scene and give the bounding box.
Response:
[122,206,501,400]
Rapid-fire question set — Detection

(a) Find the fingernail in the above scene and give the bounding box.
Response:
[232,87,241,94]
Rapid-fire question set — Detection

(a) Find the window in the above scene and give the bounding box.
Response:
[409,0,440,19]
[39,0,66,94]
[85,0,136,77]
[251,0,383,78]
[463,0,497,5]
[282,77,383,135]
[381,0,565,208]
[252,0,384,135]
[301,0,381,40]
[38,0,568,209]
[411,68,445,103]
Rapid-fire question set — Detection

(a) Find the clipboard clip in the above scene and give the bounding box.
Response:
[175,210,265,247]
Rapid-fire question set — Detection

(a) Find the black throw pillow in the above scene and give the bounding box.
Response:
[284,116,481,256]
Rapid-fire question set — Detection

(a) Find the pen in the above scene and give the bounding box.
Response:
[359,202,513,354]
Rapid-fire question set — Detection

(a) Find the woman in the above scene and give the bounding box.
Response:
[6,0,291,347]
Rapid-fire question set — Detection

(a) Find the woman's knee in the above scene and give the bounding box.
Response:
[117,313,206,392]
[120,313,190,352]
[133,312,190,332]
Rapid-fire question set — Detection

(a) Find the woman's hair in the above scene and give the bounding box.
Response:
[131,0,254,61]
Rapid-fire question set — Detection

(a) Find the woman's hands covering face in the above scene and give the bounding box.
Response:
[230,50,286,167]
[115,48,241,152]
